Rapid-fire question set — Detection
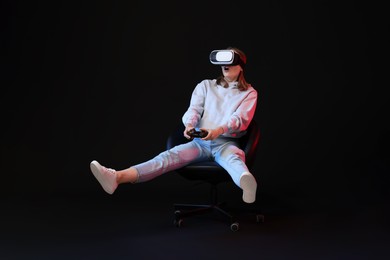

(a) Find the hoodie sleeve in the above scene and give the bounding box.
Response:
[182,81,207,127]
[222,88,258,135]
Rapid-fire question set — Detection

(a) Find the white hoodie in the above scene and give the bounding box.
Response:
[182,79,258,138]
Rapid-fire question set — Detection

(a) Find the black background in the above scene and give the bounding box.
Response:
[2,0,388,203]
[1,0,389,257]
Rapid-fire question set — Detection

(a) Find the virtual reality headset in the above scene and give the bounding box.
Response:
[209,49,245,67]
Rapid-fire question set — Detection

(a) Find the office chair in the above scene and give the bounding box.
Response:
[166,120,264,231]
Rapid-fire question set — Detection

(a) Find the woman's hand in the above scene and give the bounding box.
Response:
[184,125,195,139]
[201,127,224,141]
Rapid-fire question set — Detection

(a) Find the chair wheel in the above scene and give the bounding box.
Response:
[230,222,239,232]
[174,218,183,228]
[256,214,265,223]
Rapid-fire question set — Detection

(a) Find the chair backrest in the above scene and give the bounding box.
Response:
[166,120,260,170]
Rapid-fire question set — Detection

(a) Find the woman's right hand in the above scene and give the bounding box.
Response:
[184,125,194,139]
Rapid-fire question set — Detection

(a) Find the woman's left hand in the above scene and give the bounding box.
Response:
[201,127,224,141]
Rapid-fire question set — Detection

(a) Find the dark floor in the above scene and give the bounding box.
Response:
[1,183,389,260]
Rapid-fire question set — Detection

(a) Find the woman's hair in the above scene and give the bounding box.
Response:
[216,47,250,91]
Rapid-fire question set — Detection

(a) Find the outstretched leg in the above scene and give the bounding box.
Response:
[90,140,208,194]
[214,142,257,203]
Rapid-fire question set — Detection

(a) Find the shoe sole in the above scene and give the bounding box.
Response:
[90,160,115,194]
[240,172,257,203]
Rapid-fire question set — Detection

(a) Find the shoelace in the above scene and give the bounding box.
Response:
[103,166,116,174]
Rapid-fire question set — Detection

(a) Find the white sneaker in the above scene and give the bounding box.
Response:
[90,160,118,194]
[240,172,257,203]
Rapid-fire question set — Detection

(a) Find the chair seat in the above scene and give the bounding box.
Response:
[176,161,232,185]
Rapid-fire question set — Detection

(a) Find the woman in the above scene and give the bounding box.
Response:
[90,47,258,203]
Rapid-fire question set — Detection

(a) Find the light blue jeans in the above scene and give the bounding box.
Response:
[133,137,250,188]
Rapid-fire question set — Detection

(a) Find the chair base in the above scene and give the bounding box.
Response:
[173,202,240,231]
[173,201,265,231]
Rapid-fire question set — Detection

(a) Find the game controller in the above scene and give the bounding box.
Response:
[187,128,208,138]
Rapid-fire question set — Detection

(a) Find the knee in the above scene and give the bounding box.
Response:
[221,147,245,162]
